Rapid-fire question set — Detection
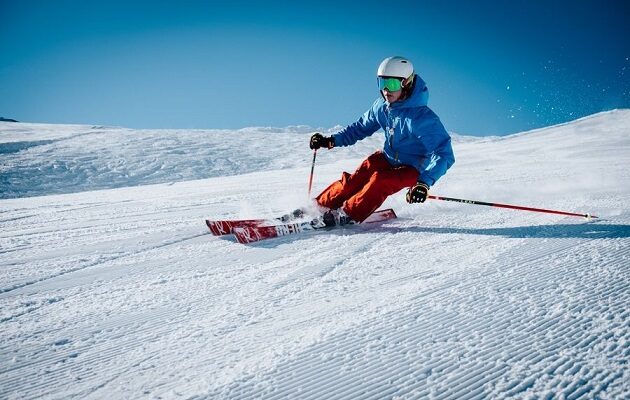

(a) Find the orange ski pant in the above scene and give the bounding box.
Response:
[316,151,419,222]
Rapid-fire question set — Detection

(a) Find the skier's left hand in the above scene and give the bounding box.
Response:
[406,182,430,203]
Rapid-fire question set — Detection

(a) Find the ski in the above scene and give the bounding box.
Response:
[206,218,266,236]
[233,209,397,244]
[205,209,304,236]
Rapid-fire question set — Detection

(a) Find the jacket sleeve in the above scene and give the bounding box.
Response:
[417,121,455,186]
[332,100,382,147]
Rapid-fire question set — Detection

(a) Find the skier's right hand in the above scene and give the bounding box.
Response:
[310,133,335,150]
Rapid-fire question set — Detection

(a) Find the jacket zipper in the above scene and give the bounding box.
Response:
[387,127,399,161]
[387,109,398,162]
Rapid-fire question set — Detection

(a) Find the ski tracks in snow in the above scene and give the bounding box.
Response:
[1,197,628,399]
[0,196,218,398]
[207,219,630,399]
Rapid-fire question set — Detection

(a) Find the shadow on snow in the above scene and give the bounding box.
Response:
[241,221,630,248]
[393,222,630,240]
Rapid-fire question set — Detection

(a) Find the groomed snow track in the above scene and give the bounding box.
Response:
[1,111,629,398]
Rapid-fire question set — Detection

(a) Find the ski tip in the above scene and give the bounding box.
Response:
[363,208,397,223]
[384,208,397,218]
[205,220,218,235]
[206,220,234,236]
[205,220,220,236]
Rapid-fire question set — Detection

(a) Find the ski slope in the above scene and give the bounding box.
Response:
[1,110,629,399]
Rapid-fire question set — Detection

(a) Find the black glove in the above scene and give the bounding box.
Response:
[310,133,335,150]
[406,182,430,203]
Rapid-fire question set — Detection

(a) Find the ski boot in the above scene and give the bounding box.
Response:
[311,208,355,228]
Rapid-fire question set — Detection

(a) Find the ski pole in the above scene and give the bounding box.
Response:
[307,149,317,198]
[428,195,597,219]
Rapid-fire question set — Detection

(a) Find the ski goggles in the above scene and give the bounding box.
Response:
[377,77,404,92]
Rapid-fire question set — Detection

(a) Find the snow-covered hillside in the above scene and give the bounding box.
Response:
[1,110,629,399]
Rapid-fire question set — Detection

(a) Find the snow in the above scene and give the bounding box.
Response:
[1,110,629,399]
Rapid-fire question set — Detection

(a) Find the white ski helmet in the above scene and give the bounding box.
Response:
[377,56,414,79]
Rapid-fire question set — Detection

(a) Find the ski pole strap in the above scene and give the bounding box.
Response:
[427,195,597,219]
[308,149,317,198]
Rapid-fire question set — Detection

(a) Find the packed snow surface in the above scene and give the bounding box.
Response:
[1,110,629,399]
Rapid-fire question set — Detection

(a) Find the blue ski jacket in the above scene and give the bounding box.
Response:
[332,75,455,186]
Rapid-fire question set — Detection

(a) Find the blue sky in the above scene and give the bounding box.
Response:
[1,0,628,136]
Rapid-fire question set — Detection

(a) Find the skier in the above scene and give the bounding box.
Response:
[310,56,455,226]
